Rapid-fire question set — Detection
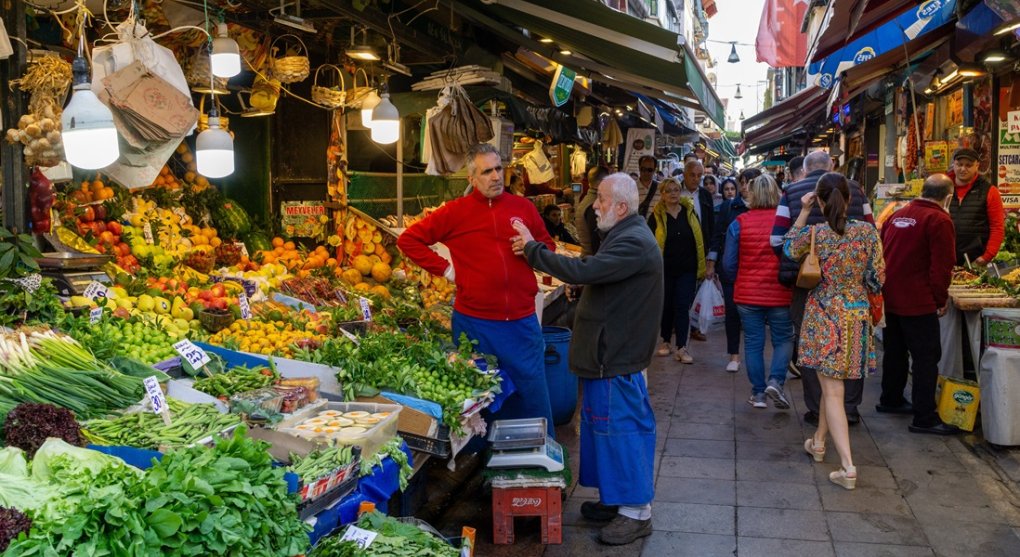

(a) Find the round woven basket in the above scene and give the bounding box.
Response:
[270,34,310,84]
[311,64,347,109]
[345,68,374,108]
[185,49,229,93]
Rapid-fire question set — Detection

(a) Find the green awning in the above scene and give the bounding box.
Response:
[462,0,727,128]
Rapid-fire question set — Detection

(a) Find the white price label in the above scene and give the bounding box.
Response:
[234,241,249,259]
[173,339,211,369]
[173,207,187,221]
[143,376,167,414]
[238,292,252,319]
[82,281,109,300]
[339,525,377,548]
[143,223,154,245]
[89,306,103,324]
[359,297,372,321]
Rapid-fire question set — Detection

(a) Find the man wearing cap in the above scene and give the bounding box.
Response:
[946,148,1005,266]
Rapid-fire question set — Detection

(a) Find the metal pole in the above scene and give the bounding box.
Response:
[1,0,28,232]
[396,123,404,228]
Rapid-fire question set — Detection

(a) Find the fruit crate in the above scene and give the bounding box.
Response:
[276,401,401,457]
[400,425,452,458]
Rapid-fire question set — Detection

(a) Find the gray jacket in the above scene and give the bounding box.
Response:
[525,214,664,379]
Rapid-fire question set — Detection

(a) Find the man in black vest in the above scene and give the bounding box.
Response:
[946,148,1006,266]
[636,155,660,217]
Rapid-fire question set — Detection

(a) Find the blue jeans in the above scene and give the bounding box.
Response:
[736,305,794,395]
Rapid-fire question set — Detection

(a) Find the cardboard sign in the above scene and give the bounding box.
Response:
[143,375,172,425]
[339,526,377,548]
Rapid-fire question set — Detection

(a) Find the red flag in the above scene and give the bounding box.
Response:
[755,0,809,68]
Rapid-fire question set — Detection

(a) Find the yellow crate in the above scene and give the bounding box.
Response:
[937,377,980,431]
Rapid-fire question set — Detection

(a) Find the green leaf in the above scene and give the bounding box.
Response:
[0,249,15,272]
[146,508,183,538]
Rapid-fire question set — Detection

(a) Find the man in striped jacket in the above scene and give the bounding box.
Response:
[770,151,875,427]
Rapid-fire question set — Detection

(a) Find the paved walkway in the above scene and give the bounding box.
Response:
[469,332,1020,556]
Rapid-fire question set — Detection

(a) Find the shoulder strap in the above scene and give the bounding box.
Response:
[639,180,658,215]
[809,226,816,254]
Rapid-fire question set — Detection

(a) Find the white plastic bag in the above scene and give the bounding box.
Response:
[689,279,725,332]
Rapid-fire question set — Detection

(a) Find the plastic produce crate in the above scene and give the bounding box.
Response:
[276,401,401,457]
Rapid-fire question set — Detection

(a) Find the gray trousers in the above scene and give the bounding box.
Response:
[790,288,864,417]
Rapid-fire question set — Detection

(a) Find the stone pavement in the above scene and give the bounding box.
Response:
[455,331,1020,556]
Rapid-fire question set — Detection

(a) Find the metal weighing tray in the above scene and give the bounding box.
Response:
[36,252,113,270]
[488,418,549,451]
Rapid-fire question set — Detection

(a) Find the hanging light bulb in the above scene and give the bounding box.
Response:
[62,41,119,169]
[361,89,381,128]
[734,84,742,99]
[739,110,745,120]
[211,22,241,78]
[370,92,400,144]
[728,42,740,63]
[196,102,234,178]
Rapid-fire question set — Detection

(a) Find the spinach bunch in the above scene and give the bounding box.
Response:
[310,511,458,557]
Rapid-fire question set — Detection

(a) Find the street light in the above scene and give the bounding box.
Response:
[728,42,740,63]
[739,110,745,121]
[734,84,742,99]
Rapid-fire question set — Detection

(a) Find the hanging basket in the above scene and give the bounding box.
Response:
[311,64,347,109]
[270,34,310,84]
[345,67,375,108]
[185,49,230,94]
[249,73,282,112]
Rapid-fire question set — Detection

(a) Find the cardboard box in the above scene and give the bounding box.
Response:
[358,395,438,438]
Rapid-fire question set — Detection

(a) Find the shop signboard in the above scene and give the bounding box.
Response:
[548,65,576,108]
[997,122,1020,210]
[622,128,657,176]
[281,201,328,238]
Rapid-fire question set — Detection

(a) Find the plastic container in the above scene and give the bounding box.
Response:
[937,377,981,432]
[276,401,401,457]
[542,326,577,425]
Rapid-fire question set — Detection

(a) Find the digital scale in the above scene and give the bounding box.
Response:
[36,252,113,297]
[487,418,564,472]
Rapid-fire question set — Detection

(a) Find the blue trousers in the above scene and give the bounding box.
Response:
[452,310,555,438]
[736,304,794,395]
[579,372,656,506]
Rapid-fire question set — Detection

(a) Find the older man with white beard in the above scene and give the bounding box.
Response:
[511,173,663,545]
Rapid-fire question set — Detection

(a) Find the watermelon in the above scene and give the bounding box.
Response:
[244,230,272,253]
[212,198,251,238]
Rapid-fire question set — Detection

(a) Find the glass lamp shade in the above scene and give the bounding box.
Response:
[361,90,381,128]
[196,117,234,178]
[211,23,241,78]
[61,86,119,169]
[370,93,399,144]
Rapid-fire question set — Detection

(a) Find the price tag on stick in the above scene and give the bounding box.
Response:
[173,339,211,370]
[339,526,377,548]
[359,297,372,321]
[143,223,155,245]
[143,376,172,426]
[238,292,252,319]
[89,306,103,324]
[82,281,109,301]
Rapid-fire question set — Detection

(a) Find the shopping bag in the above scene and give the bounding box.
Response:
[689,279,726,332]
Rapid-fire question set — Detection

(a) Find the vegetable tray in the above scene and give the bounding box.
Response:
[400,425,452,458]
[296,460,360,519]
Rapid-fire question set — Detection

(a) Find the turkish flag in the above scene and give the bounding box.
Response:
[756,0,809,68]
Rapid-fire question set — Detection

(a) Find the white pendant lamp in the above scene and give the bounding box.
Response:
[62,54,119,169]
[370,92,400,144]
[361,89,381,128]
[196,107,234,178]
[211,23,241,78]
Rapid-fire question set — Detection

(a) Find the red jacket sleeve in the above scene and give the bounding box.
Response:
[930,215,956,310]
[396,206,454,277]
[981,186,1006,262]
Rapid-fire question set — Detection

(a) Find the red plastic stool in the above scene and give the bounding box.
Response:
[492,485,563,545]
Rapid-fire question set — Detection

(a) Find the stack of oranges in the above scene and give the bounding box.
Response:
[150,165,182,190]
[69,178,115,204]
[258,238,338,278]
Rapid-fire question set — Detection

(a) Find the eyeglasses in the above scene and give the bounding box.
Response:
[640,167,655,172]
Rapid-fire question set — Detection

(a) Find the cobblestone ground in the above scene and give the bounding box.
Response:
[454,332,1020,556]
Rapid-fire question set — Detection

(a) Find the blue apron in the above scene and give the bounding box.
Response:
[579,372,656,506]
[452,310,555,438]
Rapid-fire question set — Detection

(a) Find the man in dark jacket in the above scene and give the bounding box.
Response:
[680,159,714,341]
[878,174,959,435]
[946,148,1006,266]
[769,150,875,426]
[512,173,663,546]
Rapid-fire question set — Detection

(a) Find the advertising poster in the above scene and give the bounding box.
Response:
[948,89,964,128]
[998,84,1020,210]
[924,141,949,173]
[623,128,657,176]
[281,201,329,238]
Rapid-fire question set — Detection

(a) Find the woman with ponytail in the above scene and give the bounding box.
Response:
[784,172,884,490]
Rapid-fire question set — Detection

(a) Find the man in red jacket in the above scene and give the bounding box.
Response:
[397,143,557,436]
[878,174,959,435]
[946,147,1005,266]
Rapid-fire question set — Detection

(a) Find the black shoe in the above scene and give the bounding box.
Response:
[876,402,914,414]
[787,362,802,379]
[581,501,619,521]
[909,422,961,436]
[599,515,652,545]
[804,411,819,426]
[847,413,861,426]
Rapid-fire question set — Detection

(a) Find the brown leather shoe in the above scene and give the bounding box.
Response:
[690,330,708,342]
[599,515,652,545]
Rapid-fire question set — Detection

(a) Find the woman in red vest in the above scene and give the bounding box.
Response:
[721,175,794,410]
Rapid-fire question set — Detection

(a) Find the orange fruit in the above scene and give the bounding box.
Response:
[271,237,284,248]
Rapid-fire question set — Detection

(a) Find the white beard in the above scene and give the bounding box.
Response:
[595,209,619,232]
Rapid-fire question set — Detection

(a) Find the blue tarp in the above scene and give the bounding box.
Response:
[810,0,957,89]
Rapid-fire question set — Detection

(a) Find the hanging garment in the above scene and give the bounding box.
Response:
[519,140,556,183]
[570,147,588,178]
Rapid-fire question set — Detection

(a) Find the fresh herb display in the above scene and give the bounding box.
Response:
[289,445,358,484]
[0,279,64,330]
[82,400,240,449]
[0,507,32,552]
[359,438,413,491]
[309,511,458,557]
[1,402,84,457]
[129,426,310,556]
[192,364,280,398]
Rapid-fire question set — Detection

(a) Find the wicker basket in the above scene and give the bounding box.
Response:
[270,34,310,84]
[345,67,374,108]
[311,64,347,109]
[186,49,230,94]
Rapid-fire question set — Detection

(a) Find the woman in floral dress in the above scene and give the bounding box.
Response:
[784,173,884,490]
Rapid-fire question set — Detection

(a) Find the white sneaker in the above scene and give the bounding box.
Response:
[725,360,740,373]
[656,342,671,356]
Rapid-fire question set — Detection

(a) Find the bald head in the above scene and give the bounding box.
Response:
[683,159,704,192]
[804,150,833,173]
[921,173,953,202]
